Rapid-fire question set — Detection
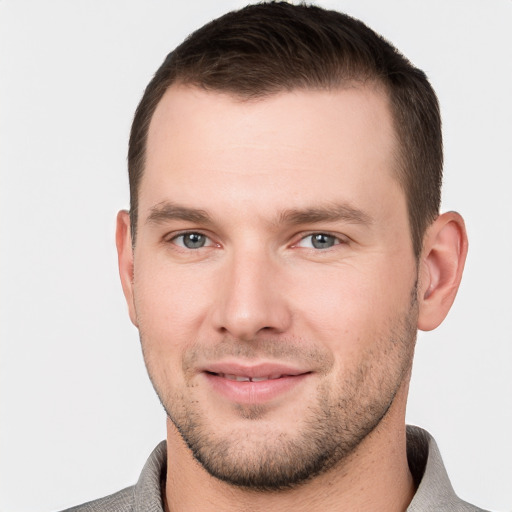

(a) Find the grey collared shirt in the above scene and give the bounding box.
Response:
[63,426,489,511]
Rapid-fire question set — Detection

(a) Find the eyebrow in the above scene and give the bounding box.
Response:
[146,200,372,229]
[146,202,212,225]
[277,204,373,226]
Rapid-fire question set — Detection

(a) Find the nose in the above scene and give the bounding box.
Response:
[211,248,292,340]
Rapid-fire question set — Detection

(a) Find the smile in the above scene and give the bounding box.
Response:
[212,373,288,382]
[202,366,312,405]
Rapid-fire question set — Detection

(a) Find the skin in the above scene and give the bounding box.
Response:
[117,84,468,511]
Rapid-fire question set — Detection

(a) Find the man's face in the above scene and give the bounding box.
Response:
[123,85,419,489]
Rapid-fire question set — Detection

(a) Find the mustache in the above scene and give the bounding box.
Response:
[182,336,335,374]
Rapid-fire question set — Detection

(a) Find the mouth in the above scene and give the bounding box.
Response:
[206,372,295,382]
[201,364,311,404]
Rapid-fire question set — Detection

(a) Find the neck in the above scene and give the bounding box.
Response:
[164,385,414,512]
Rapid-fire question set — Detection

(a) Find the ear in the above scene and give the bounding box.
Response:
[116,210,138,327]
[417,211,468,331]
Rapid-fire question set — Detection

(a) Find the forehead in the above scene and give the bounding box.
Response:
[141,84,402,221]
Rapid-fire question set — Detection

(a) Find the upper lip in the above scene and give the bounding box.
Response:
[201,362,310,379]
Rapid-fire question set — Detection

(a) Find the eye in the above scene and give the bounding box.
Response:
[296,233,342,250]
[172,232,212,249]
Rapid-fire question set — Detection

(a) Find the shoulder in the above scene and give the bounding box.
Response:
[58,441,166,512]
[60,486,135,512]
[406,426,490,512]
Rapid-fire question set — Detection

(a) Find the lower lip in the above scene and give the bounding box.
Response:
[204,373,310,404]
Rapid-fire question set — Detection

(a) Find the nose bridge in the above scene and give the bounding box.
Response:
[212,242,291,339]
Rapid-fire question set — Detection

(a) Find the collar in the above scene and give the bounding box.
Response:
[406,426,484,511]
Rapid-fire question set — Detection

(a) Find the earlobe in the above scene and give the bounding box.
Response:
[417,212,468,331]
[115,210,138,327]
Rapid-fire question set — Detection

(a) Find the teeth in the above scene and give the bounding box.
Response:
[220,373,283,382]
[224,374,250,382]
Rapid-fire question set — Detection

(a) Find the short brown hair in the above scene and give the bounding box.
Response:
[128,2,442,257]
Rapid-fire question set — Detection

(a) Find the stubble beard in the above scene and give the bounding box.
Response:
[141,296,418,491]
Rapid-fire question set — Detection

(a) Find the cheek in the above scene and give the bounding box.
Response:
[132,259,215,351]
[289,257,416,347]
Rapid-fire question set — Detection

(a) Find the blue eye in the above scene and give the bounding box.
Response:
[174,232,209,249]
[297,233,340,249]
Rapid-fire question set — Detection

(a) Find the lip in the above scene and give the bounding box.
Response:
[201,362,312,405]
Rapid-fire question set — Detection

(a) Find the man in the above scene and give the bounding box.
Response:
[65,2,485,511]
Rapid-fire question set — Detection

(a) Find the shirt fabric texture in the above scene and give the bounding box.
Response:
[62,426,489,512]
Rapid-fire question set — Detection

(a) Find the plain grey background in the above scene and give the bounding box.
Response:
[1,1,511,511]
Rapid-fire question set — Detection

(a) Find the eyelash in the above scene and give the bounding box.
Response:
[293,232,348,250]
[166,230,348,251]
[168,231,216,249]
